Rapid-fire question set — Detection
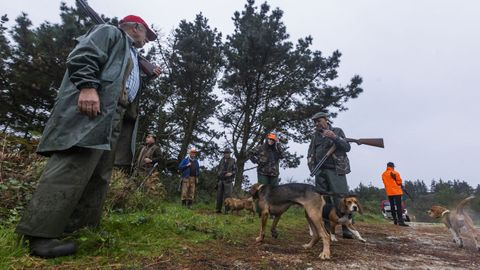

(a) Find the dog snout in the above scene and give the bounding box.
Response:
[352,205,358,211]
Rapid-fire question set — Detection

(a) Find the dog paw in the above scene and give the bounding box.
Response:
[359,238,367,243]
[319,251,331,260]
[330,235,338,242]
[255,236,264,243]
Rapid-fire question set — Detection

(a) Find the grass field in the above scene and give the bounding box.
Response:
[0,200,386,269]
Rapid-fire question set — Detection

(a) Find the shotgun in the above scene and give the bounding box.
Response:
[75,0,158,79]
[346,138,384,148]
[310,137,385,177]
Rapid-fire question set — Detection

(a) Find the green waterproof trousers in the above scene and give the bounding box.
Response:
[16,106,125,238]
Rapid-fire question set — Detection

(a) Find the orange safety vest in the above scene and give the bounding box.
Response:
[382,167,403,196]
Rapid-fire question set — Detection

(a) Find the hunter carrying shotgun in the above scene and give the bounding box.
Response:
[307,111,383,239]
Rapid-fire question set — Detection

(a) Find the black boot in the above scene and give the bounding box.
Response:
[28,236,77,258]
[187,200,192,209]
[342,225,354,239]
[182,200,186,207]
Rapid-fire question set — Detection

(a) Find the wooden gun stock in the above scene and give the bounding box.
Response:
[346,138,384,148]
[76,0,158,79]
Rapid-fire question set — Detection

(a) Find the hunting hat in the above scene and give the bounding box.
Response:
[120,15,157,41]
[266,133,277,140]
[223,148,232,154]
[311,112,329,121]
[387,162,395,168]
[146,132,156,139]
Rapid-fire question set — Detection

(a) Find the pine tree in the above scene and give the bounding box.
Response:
[219,0,363,189]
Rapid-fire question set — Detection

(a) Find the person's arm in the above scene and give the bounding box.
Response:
[178,158,189,171]
[332,128,351,152]
[67,25,121,118]
[151,147,161,164]
[248,146,259,164]
[395,171,403,186]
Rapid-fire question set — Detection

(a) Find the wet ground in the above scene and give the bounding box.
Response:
[145,222,480,269]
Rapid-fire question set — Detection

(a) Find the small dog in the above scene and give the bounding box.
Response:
[250,183,331,260]
[322,196,366,242]
[224,197,255,215]
[427,196,480,251]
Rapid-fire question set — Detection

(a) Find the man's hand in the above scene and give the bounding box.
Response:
[322,129,337,139]
[225,172,233,177]
[144,158,152,164]
[78,88,100,118]
[153,66,161,76]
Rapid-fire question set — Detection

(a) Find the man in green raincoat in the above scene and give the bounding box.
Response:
[16,15,161,258]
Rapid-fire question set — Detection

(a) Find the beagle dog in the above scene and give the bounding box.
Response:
[427,196,480,251]
[323,196,366,242]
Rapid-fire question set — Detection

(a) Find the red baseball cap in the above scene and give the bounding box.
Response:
[120,15,157,41]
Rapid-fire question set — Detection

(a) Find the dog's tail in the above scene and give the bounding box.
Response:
[456,195,475,214]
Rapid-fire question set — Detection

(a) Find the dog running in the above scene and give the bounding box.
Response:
[427,196,480,251]
[250,183,333,259]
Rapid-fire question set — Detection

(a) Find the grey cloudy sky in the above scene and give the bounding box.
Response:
[4,0,480,189]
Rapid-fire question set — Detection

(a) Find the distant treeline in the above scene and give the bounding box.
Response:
[352,180,480,222]
[0,0,363,190]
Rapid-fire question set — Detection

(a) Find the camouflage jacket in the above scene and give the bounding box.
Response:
[216,157,237,182]
[307,126,351,175]
[249,143,284,177]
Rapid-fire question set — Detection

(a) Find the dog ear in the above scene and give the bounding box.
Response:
[340,197,348,214]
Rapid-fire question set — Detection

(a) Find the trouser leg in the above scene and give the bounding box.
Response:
[66,105,125,231]
[215,181,224,212]
[392,195,404,223]
[16,148,104,238]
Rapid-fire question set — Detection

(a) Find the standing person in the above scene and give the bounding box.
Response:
[382,162,409,227]
[178,147,200,208]
[215,148,237,213]
[15,15,161,258]
[307,112,354,239]
[249,133,284,185]
[133,133,162,178]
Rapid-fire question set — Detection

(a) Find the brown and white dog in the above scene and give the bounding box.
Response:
[250,183,331,260]
[322,196,366,242]
[427,196,480,251]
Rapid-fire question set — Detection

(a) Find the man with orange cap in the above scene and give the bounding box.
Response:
[381,162,409,226]
[16,15,161,258]
[249,133,284,185]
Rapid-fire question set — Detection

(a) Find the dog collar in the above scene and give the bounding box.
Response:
[441,210,450,217]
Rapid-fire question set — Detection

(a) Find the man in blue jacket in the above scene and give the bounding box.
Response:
[178,147,200,208]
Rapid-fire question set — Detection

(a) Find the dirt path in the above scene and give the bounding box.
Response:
[147,222,480,269]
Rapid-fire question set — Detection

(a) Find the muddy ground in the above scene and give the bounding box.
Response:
[146,222,480,270]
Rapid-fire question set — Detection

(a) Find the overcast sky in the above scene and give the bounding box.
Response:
[3,0,480,189]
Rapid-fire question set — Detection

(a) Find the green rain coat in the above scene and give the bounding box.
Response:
[36,24,133,156]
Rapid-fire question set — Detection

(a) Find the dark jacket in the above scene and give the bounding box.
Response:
[249,143,284,177]
[307,126,351,175]
[37,24,135,156]
[135,144,161,172]
[179,157,200,178]
[216,157,237,182]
